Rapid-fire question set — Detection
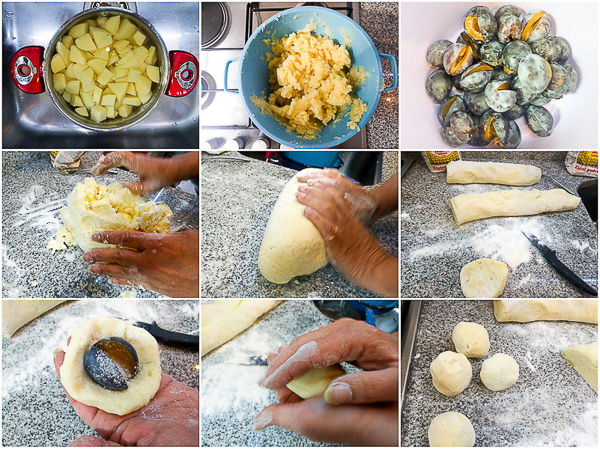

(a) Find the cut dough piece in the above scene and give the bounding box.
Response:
[562,342,598,393]
[452,322,490,358]
[449,188,580,225]
[60,317,161,416]
[258,169,328,284]
[2,300,69,337]
[494,300,598,324]
[480,353,519,391]
[429,412,475,447]
[430,351,472,396]
[446,160,541,186]
[461,259,508,298]
[286,364,346,399]
[201,300,283,356]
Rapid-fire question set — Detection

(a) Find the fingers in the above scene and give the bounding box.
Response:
[89,231,159,250]
[68,436,122,447]
[91,152,137,175]
[53,349,65,379]
[122,182,145,195]
[303,205,338,240]
[296,168,341,184]
[84,247,142,266]
[324,369,399,405]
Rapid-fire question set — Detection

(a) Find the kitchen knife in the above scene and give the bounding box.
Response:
[133,321,199,350]
[521,229,597,296]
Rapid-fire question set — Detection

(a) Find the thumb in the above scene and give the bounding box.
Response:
[253,403,314,434]
[324,369,398,405]
[68,436,122,447]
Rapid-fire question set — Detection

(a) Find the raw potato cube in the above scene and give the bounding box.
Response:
[115,66,129,78]
[62,35,74,49]
[126,82,136,96]
[90,105,107,123]
[115,19,137,40]
[68,22,89,39]
[65,63,76,80]
[127,68,141,83]
[106,106,116,118]
[145,46,156,64]
[146,65,160,83]
[75,106,89,117]
[81,91,94,109]
[73,63,86,80]
[138,91,152,104]
[56,42,70,67]
[71,94,83,107]
[101,94,116,107]
[51,54,66,73]
[132,30,146,46]
[93,47,110,61]
[97,16,108,29]
[87,58,107,75]
[81,82,95,93]
[79,67,95,85]
[138,62,148,74]
[113,39,130,53]
[108,50,119,66]
[118,104,133,118]
[86,19,98,28]
[53,73,67,91]
[75,33,97,52]
[97,68,114,86]
[66,80,80,95]
[93,86,102,105]
[108,82,128,102]
[105,15,120,36]
[90,26,113,49]
[133,46,148,66]
[115,76,129,84]
[135,75,152,96]
[63,90,72,103]
[123,95,141,106]
[117,50,138,68]
[70,46,86,65]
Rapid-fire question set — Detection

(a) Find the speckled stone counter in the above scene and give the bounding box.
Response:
[401,152,598,298]
[2,151,199,298]
[401,300,598,447]
[2,151,45,177]
[2,300,199,447]
[361,2,399,149]
[201,152,398,298]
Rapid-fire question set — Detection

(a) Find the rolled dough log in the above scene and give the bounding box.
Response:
[562,342,598,393]
[258,169,328,284]
[447,160,541,186]
[449,188,580,225]
[60,317,161,415]
[286,364,346,398]
[2,300,69,337]
[494,300,598,324]
[460,259,508,298]
[201,300,283,356]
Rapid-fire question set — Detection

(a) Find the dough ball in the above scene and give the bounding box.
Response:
[428,411,475,447]
[480,353,519,391]
[452,322,490,358]
[460,258,508,298]
[430,351,472,396]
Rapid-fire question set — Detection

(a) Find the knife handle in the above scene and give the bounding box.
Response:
[146,321,199,350]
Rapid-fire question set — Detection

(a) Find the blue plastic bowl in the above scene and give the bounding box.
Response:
[224,6,397,149]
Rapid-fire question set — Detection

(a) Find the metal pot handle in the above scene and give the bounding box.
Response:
[379,53,398,92]
[223,58,239,93]
[11,46,45,94]
[166,51,199,97]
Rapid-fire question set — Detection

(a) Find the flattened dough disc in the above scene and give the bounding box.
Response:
[286,364,346,399]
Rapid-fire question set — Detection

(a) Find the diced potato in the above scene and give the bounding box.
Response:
[68,22,89,39]
[93,47,110,61]
[115,76,129,83]
[115,19,137,40]
[65,63,76,80]
[135,75,152,96]
[117,50,138,69]
[81,82,95,93]
[138,91,152,104]
[118,104,133,118]
[114,98,122,109]
[86,19,98,28]
[62,90,72,103]
[75,106,89,117]
[53,73,67,91]
[66,80,80,95]
[81,91,95,109]
[132,46,148,66]
[51,54,66,73]
[70,46,86,64]
[146,65,160,84]
[108,50,119,66]
[138,62,148,74]
[101,94,116,107]
[71,94,84,107]
[97,68,114,85]
[62,35,74,49]
[106,106,116,119]
[97,16,108,29]
[73,63,86,80]
[108,82,128,102]
[77,67,95,85]
[75,33,97,52]
[56,42,70,67]
[93,86,102,105]
[114,40,132,55]
[127,68,141,83]
[115,66,129,78]
[105,15,121,36]
[123,95,141,107]
[90,26,113,49]
[87,58,107,75]
[126,82,136,96]
[132,30,146,46]
[91,105,107,123]
[145,46,156,64]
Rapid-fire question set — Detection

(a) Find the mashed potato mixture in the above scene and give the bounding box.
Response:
[251,22,369,139]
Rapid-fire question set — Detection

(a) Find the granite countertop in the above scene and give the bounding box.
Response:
[201,152,398,298]
[401,152,598,298]
[360,2,399,149]
[401,300,598,447]
[2,300,199,447]
[202,300,340,447]
[2,151,199,298]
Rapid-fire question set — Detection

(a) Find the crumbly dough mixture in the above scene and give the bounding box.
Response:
[251,22,368,139]
[47,178,172,252]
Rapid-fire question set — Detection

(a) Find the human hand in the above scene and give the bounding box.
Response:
[53,348,199,447]
[83,230,199,298]
[254,319,398,446]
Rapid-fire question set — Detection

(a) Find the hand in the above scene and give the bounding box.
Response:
[53,348,199,447]
[254,319,398,446]
[91,151,199,195]
[296,181,398,297]
[83,230,199,298]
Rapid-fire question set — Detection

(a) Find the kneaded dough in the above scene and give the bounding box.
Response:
[452,322,490,358]
[201,300,283,356]
[461,259,508,298]
[2,300,69,337]
[430,351,472,396]
[446,160,541,186]
[428,411,475,447]
[449,188,580,225]
[494,300,598,324]
[286,365,346,399]
[60,317,161,416]
[48,178,172,252]
[480,353,519,391]
[258,169,328,284]
[562,342,598,393]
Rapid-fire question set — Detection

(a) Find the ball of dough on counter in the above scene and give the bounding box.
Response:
[430,351,472,396]
[428,411,475,447]
[460,258,508,298]
[452,322,490,358]
[480,353,519,391]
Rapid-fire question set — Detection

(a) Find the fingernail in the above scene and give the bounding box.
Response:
[88,265,100,274]
[92,233,102,242]
[82,253,91,262]
[252,411,273,431]
[296,191,306,199]
[52,348,62,356]
[324,381,352,405]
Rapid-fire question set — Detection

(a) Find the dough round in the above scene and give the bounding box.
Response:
[480,353,519,391]
[460,258,508,298]
[60,317,161,415]
[430,351,472,396]
[452,322,490,358]
[428,411,475,447]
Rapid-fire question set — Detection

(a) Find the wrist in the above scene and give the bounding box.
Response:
[364,251,398,298]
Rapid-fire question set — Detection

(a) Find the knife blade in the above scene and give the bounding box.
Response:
[521,229,598,296]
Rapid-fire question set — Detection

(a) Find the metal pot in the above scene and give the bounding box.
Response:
[10,5,198,131]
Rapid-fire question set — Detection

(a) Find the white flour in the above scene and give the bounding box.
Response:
[13,185,64,233]
[571,240,590,252]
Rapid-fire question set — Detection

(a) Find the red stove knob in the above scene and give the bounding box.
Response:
[11,46,45,94]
